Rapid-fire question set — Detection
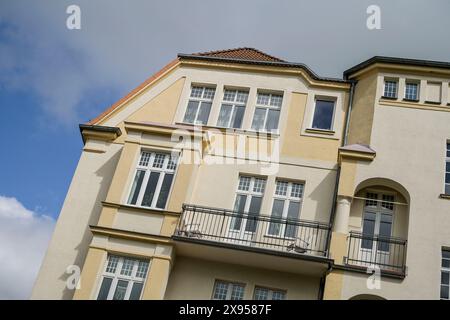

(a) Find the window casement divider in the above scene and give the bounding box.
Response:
[352,195,408,206]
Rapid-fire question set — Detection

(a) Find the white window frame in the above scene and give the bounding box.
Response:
[445,143,450,195]
[216,89,249,129]
[383,79,398,98]
[183,85,216,125]
[126,150,178,210]
[251,91,283,131]
[96,255,150,300]
[230,176,266,234]
[211,280,246,300]
[253,286,287,300]
[404,80,419,101]
[267,180,304,238]
[310,97,336,131]
[441,249,450,300]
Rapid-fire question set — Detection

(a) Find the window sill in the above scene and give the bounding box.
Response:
[402,98,419,103]
[439,194,450,200]
[381,96,398,100]
[175,122,280,138]
[425,100,442,105]
[305,128,335,136]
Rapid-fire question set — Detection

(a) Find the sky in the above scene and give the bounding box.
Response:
[0,0,449,299]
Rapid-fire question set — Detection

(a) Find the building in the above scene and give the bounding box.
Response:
[31,48,450,300]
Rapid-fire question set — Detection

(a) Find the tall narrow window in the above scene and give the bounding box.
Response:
[231,176,266,233]
[97,255,149,300]
[268,180,304,238]
[217,89,248,129]
[445,143,450,195]
[251,92,283,131]
[212,280,245,300]
[441,249,450,300]
[383,79,398,98]
[311,99,335,130]
[404,81,419,101]
[253,286,286,300]
[127,151,178,209]
[183,86,216,125]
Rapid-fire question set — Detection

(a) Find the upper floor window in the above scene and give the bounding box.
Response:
[251,92,283,131]
[217,89,248,129]
[426,82,442,104]
[253,286,286,300]
[441,249,450,300]
[231,176,266,233]
[311,99,335,131]
[383,79,398,98]
[97,255,149,300]
[445,143,450,195]
[127,151,177,209]
[268,180,304,238]
[404,81,419,101]
[212,280,245,300]
[183,86,216,125]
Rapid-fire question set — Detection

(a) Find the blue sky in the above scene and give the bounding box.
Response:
[0,0,449,299]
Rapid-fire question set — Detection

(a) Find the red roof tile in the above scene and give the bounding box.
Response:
[193,47,285,62]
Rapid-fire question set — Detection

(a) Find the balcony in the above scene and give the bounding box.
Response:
[344,231,407,277]
[172,204,332,275]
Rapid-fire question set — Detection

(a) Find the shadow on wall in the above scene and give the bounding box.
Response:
[57,147,123,300]
[307,167,338,223]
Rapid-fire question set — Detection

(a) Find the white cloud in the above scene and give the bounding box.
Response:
[0,196,55,299]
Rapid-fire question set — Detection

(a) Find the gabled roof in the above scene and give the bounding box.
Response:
[192,47,285,62]
[344,56,450,78]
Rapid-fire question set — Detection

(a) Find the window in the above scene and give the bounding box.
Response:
[268,180,304,238]
[404,81,419,101]
[311,99,335,130]
[183,86,216,125]
[441,249,450,300]
[426,82,442,103]
[217,89,248,129]
[97,255,149,300]
[212,280,245,300]
[231,176,266,233]
[446,143,450,195]
[383,80,398,98]
[251,92,283,131]
[127,151,177,209]
[253,286,286,300]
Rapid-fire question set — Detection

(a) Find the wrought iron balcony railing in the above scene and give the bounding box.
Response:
[174,204,331,258]
[344,231,407,275]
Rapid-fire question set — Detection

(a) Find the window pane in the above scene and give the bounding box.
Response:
[213,281,228,300]
[445,184,450,195]
[265,109,280,130]
[231,106,245,129]
[141,172,160,207]
[254,287,269,300]
[268,199,284,236]
[97,277,112,300]
[361,212,376,249]
[217,104,233,127]
[238,176,251,191]
[442,259,450,268]
[251,108,266,130]
[156,173,174,209]
[446,173,450,184]
[441,285,449,300]
[245,196,262,232]
[312,100,334,130]
[120,258,134,276]
[136,261,149,278]
[378,213,393,252]
[275,181,288,196]
[129,282,143,300]
[272,291,286,300]
[183,101,199,123]
[285,201,300,238]
[105,255,119,273]
[127,170,145,205]
[230,284,245,300]
[446,162,450,173]
[405,83,418,100]
[384,81,397,98]
[443,250,450,259]
[113,280,129,300]
[257,93,270,105]
[442,272,450,285]
[231,195,246,230]
[196,102,212,125]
